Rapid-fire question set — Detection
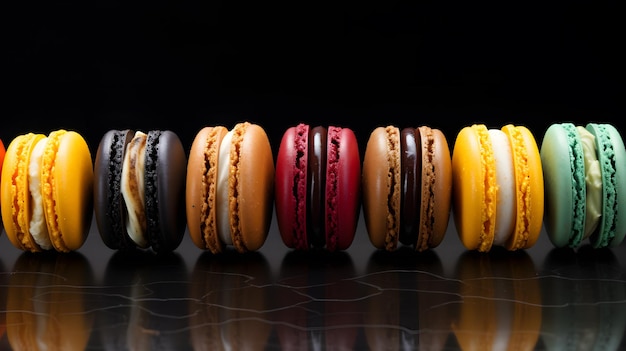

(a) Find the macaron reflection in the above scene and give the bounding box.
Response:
[6,252,94,351]
[451,249,542,351]
[541,247,626,350]
[363,248,454,350]
[275,250,362,350]
[189,250,272,350]
[98,250,190,350]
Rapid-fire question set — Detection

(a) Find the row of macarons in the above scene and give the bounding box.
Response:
[0,121,622,254]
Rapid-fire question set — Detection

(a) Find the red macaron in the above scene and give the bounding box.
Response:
[275,123,361,251]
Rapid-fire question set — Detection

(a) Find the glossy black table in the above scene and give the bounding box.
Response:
[1,211,625,350]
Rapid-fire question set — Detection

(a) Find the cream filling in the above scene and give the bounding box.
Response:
[216,130,233,246]
[489,129,516,246]
[121,131,149,248]
[28,137,53,250]
[577,126,602,239]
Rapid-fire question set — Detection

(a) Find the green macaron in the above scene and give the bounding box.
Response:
[541,123,626,248]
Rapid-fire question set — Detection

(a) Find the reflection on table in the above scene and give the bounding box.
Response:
[0,245,625,350]
[451,249,542,351]
[97,250,190,350]
[541,246,626,351]
[5,252,94,351]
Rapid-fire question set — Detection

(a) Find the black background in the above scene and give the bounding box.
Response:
[2,4,626,349]
[4,0,624,156]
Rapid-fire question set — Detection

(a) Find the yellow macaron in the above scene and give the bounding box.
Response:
[1,130,93,252]
[451,124,543,252]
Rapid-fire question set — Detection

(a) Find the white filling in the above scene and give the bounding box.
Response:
[216,131,233,245]
[577,126,602,238]
[121,131,149,248]
[489,129,516,246]
[28,137,53,250]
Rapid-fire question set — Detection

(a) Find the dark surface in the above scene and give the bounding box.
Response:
[2,1,626,349]
[2,213,626,350]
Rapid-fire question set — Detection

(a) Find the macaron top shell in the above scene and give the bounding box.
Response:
[362,126,401,251]
[45,130,94,252]
[147,130,187,252]
[275,124,308,250]
[586,123,626,248]
[230,122,275,252]
[452,124,496,252]
[540,123,583,248]
[417,126,452,250]
[326,126,361,251]
[501,124,543,251]
[186,126,228,252]
[94,129,135,250]
[1,133,47,251]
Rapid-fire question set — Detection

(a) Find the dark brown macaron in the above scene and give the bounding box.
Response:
[94,129,187,252]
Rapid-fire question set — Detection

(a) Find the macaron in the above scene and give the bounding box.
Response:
[0,138,5,232]
[451,124,543,252]
[186,122,275,253]
[0,138,5,178]
[362,125,452,251]
[275,123,361,251]
[540,122,626,248]
[1,130,93,252]
[94,129,187,252]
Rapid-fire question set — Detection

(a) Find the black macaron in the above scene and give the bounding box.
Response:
[94,129,187,252]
